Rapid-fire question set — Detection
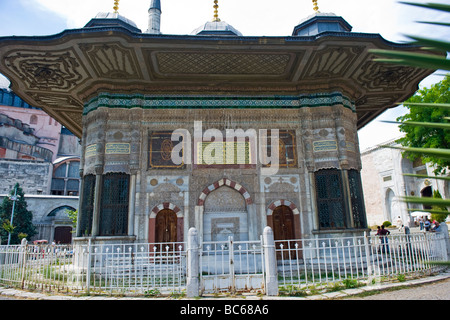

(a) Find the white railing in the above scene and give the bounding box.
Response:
[275,232,448,293]
[199,237,265,294]
[0,230,447,297]
[0,241,186,296]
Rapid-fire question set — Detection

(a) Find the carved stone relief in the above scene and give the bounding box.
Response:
[4,49,85,91]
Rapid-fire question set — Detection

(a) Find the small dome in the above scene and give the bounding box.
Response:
[292,12,352,36]
[191,21,243,36]
[0,74,11,90]
[84,12,141,33]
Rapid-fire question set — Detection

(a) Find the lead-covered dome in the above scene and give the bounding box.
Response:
[84,12,141,33]
[191,20,243,36]
[292,12,352,36]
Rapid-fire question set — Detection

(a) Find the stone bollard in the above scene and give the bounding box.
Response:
[186,227,200,298]
[263,226,278,296]
[439,223,450,261]
[19,238,28,265]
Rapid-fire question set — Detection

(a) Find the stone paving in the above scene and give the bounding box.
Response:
[0,271,448,300]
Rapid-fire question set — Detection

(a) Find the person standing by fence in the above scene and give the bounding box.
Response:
[424,218,431,231]
[378,225,391,253]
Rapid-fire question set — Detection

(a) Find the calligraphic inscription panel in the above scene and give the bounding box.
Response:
[149,131,186,169]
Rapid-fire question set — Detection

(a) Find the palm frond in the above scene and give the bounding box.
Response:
[403,173,450,181]
[399,2,450,12]
[381,120,450,130]
[382,145,450,159]
[405,35,450,52]
[401,196,450,206]
[417,21,450,27]
[408,208,449,215]
[400,102,450,109]
[370,49,450,70]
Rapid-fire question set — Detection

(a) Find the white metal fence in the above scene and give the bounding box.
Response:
[276,232,448,293]
[200,237,265,294]
[0,241,186,296]
[0,230,447,297]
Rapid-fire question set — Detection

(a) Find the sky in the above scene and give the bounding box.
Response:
[0,0,448,150]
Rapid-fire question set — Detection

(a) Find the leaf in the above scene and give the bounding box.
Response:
[383,145,450,159]
[401,196,450,206]
[403,173,450,181]
[399,1,450,13]
[417,21,450,27]
[381,120,450,130]
[405,35,450,52]
[408,208,449,214]
[401,102,450,109]
[370,49,450,71]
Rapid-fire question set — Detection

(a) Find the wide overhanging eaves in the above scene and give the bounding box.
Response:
[0,27,439,137]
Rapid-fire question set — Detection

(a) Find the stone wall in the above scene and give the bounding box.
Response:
[0,159,52,195]
[0,194,79,242]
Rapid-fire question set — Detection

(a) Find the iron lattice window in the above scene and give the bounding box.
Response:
[348,169,368,229]
[79,175,95,237]
[99,173,130,236]
[315,169,347,229]
[51,161,80,196]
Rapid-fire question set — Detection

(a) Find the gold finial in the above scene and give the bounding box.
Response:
[113,0,120,13]
[312,0,319,12]
[213,0,221,22]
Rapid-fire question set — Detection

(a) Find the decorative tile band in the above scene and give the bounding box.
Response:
[83,92,355,115]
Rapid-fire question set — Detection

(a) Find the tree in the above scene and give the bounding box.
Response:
[370,1,450,217]
[431,190,448,223]
[0,183,37,244]
[66,209,77,234]
[396,75,450,174]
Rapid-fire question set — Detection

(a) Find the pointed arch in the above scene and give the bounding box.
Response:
[197,178,252,206]
[150,202,183,218]
[266,199,300,216]
[266,199,302,241]
[149,202,184,243]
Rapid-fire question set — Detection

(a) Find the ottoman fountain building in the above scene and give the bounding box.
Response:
[0,1,437,246]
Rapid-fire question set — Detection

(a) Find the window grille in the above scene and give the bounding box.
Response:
[315,169,346,229]
[78,174,95,237]
[51,160,81,196]
[99,173,130,236]
[348,169,367,229]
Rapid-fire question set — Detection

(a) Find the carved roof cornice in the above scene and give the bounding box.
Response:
[0,27,440,137]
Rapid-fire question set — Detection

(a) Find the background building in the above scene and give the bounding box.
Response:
[0,86,81,243]
[361,138,449,227]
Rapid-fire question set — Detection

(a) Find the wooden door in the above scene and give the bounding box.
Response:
[155,209,177,243]
[272,205,296,259]
[54,226,72,244]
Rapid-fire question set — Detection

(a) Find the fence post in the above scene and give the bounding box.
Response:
[363,231,374,284]
[187,227,200,298]
[229,236,235,294]
[20,238,27,289]
[86,238,92,294]
[263,226,278,296]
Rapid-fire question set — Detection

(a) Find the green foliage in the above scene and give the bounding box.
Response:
[382,221,392,227]
[397,274,406,282]
[342,278,360,289]
[2,220,15,234]
[371,1,449,216]
[431,190,448,222]
[396,76,450,174]
[66,209,78,234]
[0,183,37,244]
